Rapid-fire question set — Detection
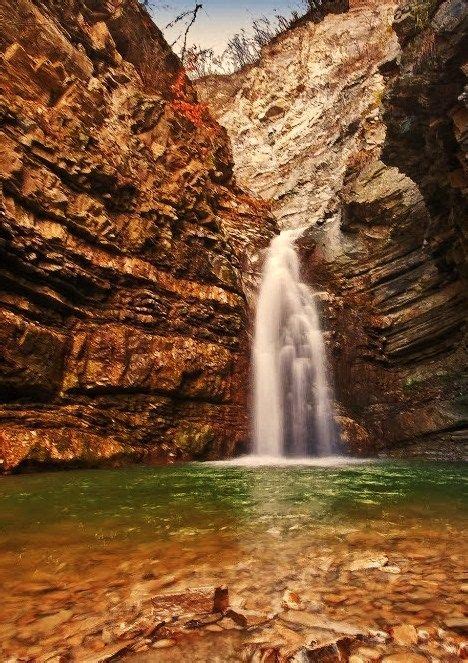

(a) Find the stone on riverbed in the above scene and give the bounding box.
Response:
[213,585,230,612]
[279,610,367,637]
[282,589,305,610]
[381,654,428,662]
[346,553,389,572]
[444,617,468,635]
[391,623,418,646]
[24,609,74,637]
[295,636,354,662]
[354,646,383,660]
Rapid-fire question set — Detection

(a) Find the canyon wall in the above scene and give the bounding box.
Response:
[197,0,467,457]
[0,0,274,471]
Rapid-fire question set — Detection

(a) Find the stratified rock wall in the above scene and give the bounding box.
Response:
[0,0,274,470]
[197,0,400,230]
[197,0,467,457]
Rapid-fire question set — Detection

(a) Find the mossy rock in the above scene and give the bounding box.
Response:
[174,424,216,458]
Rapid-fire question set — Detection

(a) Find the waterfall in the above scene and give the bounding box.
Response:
[253,229,336,458]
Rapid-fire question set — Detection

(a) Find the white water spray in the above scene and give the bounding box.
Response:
[253,229,336,458]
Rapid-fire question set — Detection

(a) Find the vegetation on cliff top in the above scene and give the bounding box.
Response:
[139,0,349,76]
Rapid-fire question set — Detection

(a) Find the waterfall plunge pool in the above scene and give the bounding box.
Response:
[1,461,466,659]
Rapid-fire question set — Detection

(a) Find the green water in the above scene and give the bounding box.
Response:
[1,460,467,661]
[0,460,466,553]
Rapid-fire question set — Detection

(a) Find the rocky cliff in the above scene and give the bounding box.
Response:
[197,0,467,457]
[0,0,274,471]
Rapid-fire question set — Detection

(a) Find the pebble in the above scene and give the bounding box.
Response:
[266,528,281,537]
[26,609,74,637]
[369,629,390,643]
[346,532,386,546]
[458,642,468,657]
[152,639,176,648]
[381,566,401,574]
[356,646,382,660]
[444,617,468,635]
[391,623,418,646]
[282,589,303,610]
[324,594,347,605]
[441,641,458,654]
[382,654,428,662]
[347,553,388,572]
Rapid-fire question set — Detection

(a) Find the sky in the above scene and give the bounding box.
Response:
[149,1,303,54]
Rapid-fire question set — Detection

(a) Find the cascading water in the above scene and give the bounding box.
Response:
[253,229,336,458]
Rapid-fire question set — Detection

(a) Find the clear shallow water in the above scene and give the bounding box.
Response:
[0,460,466,566]
[1,459,465,533]
[0,460,467,659]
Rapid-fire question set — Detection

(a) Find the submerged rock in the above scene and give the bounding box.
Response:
[381,654,428,663]
[347,553,389,572]
[391,623,418,646]
[444,617,468,635]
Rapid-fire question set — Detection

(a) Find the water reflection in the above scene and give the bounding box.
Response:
[0,461,467,660]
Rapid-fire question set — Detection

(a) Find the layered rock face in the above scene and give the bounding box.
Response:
[197,0,399,229]
[0,0,274,470]
[197,0,467,456]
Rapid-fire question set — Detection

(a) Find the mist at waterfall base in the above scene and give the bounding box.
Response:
[212,230,361,468]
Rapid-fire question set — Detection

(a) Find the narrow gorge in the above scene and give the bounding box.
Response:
[0,1,467,661]
[0,0,466,470]
[197,0,467,458]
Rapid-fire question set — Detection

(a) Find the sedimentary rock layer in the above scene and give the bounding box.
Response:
[0,0,274,470]
[197,0,467,455]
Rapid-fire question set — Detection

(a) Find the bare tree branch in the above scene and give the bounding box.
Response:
[181,3,202,62]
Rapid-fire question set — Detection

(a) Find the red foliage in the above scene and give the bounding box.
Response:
[170,70,187,100]
[170,71,215,131]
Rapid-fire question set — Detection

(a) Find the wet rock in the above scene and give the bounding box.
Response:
[280,612,366,638]
[213,586,230,613]
[26,609,73,636]
[241,643,282,662]
[346,532,386,547]
[324,594,347,606]
[382,655,428,663]
[458,642,468,657]
[391,623,418,646]
[444,617,468,635]
[282,590,304,611]
[152,639,177,649]
[218,616,245,631]
[71,639,136,662]
[267,528,282,537]
[355,646,382,661]
[347,553,389,572]
[302,636,354,662]
[335,417,371,456]
[368,629,390,644]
